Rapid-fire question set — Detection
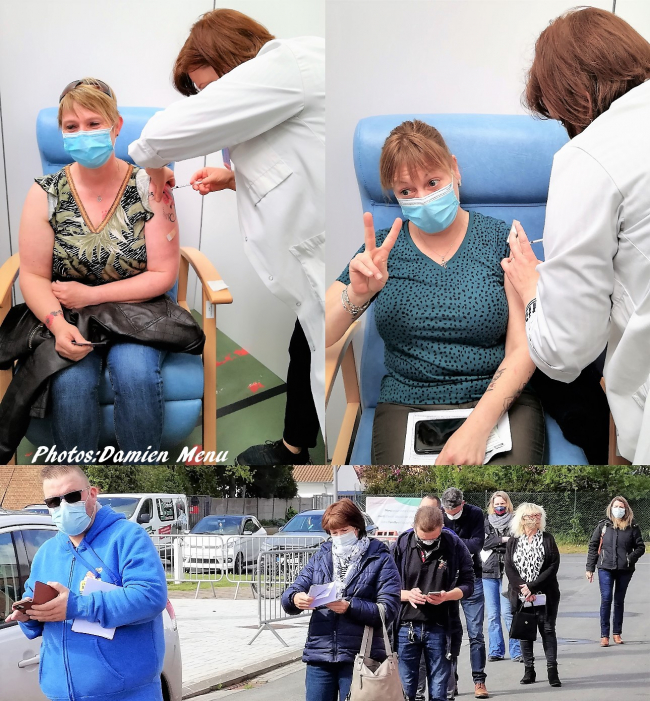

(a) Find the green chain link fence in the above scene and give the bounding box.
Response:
[349,492,650,544]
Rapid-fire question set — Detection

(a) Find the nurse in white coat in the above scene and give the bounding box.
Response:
[502,7,650,464]
[129,9,325,465]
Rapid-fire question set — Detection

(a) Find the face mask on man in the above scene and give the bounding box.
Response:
[445,507,464,521]
[396,175,460,234]
[62,127,115,169]
[417,535,441,551]
[331,530,358,550]
[494,506,507,515]
[611,507,626,520]
[50,501,92,536]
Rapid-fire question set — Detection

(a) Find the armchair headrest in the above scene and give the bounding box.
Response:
[36,106,166,175]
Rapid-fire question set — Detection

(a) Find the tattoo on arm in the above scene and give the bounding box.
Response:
[503,381,528,413]
[45,310,63,328]
[485,367,506,392]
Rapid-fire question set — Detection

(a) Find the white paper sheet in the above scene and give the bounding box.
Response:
[208,280,229,292]
[71,578,118,640]
[402,408,512,464]
[307,582,340,607]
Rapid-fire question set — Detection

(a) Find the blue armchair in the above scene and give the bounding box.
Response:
[326,113,590,466]
[0,107,232,463]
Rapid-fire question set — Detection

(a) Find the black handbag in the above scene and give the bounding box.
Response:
[509,603,538,641]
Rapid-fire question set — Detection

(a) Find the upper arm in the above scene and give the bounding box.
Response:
[18,184,54,280]
[143,184,180,283]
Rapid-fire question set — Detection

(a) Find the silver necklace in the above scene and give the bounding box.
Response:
[95,161,121,202]
[415,226,460,268]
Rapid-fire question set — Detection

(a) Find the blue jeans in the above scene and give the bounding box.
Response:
[398,623,450,701]
[598,569,634,637]
[305,662,353,701]
[483,577,521,660]
[51,342,165,455]
[460,576,487,683]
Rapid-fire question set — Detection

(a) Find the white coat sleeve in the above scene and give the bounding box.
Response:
[525,145,622,381]
[128,41,305,168]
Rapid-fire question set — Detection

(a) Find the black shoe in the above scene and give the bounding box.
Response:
[547,663,562,687]
[520,666,536,685]
[488,655,505,661]
[235,439,311,466]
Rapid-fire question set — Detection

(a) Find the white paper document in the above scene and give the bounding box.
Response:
[402,408,512,464]
[523,593,546,607]
[71,578,119,640]
[307,582,340,608]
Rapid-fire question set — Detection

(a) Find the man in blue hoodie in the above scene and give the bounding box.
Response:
[6,466,168,701]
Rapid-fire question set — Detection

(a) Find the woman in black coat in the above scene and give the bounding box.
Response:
[504,503,561,689]
[586,496,645,647]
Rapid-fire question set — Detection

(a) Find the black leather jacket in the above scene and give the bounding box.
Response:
[0,296,205,463]
[586,519,645,573]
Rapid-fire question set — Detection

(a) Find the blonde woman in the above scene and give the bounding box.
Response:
[481,491,521,662]
[586,496,645,647]
[504,503,561,688]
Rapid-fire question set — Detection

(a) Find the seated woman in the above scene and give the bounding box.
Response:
[326,119,545,464]
[18,78,180,455]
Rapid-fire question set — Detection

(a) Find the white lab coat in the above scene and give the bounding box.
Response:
[525,80,650,464]
[129,37,325,430]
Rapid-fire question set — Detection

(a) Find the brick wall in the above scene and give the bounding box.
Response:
[0,467,44,509]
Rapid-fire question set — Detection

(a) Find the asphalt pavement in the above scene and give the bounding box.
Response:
[190,554,650,700]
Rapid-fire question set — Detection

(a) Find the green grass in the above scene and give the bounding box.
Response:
[167,579,254,591]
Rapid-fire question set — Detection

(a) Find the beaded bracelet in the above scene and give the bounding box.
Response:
[341,285,371,317]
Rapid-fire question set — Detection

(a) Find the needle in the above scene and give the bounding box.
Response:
[172,183,193,189]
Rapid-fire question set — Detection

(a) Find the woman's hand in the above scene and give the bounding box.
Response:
[51,281,98,309]
[348,213,401,304]
[326,600,350,614]
[293,592,315,610]
[53,322,94,362]
[520,583,532,598]
[435,423,488,466]
[190,167,236,194]
[407,587,428,608]
[146,167,176,202]
[426,591,448,605]
[586,571,594,583]
[501,220,541,306]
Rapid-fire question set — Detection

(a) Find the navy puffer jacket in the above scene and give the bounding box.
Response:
[281,538,401,664]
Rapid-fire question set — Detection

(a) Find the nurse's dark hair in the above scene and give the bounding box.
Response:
[173,9,275,96]
[525,7,650,139]
[322,498,367,538]
[41,466,90,485]
[379,120,454,192]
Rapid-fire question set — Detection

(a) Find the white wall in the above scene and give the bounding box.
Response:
[296,481,334,498]
[0,0,324,380]
[325,0,650,455]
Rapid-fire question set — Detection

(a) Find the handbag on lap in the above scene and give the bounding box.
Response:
[346,603,406,701]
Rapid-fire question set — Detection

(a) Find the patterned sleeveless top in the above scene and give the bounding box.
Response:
[34,164,154,285]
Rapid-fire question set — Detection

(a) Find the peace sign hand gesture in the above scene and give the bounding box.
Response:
[348,213,402,304]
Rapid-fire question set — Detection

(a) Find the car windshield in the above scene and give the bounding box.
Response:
[191,517,242,535]
[282,514,323,532]
[96,497,140,519]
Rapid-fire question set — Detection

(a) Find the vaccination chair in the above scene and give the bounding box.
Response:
[326,113,597,466]
[0,106,232,465]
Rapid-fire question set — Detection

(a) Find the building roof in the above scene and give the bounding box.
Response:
[292,466,333,483]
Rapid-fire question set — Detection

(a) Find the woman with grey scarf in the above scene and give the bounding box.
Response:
[481,491,522,662]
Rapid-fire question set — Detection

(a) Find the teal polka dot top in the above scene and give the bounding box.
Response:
[337,211,511,405]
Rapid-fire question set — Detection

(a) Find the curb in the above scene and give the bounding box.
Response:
[181,649,303,699]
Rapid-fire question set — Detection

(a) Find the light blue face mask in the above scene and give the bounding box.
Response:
[396,176,460,234]
[50,501,92,536]
[62,127,114,169]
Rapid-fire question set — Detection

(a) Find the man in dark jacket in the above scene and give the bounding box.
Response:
[441,487,488,699]
[393,505,475,701]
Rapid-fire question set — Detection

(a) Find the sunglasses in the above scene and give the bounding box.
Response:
[59,79,113,103]
[44,487,90,510]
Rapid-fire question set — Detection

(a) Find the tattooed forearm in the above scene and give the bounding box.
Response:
[45,310,63,328]
[485,367,506,392]
[503,381,528,412]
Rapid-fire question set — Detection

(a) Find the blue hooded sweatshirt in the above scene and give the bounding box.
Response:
[19,505,168,701]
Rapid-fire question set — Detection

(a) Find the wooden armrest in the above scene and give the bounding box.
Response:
[325,321,361,405]
[0,253,20,312]
[180,247,233,306]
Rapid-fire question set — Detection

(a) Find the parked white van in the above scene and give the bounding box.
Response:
[96,494,189,537]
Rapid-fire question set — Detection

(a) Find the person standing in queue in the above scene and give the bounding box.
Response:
[128,9,325,466]
[441,488,489,699]
[586,496,645,647]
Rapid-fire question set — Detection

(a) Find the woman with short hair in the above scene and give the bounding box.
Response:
[281,499,401,701]
[586,496,645,647]
[504,503,561,688]
[481,491,521,662]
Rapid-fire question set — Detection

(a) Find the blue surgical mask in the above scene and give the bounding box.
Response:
[62,127,114,169]
[397,176,460,234]
[612,507,626,520]
[50,501,92,536]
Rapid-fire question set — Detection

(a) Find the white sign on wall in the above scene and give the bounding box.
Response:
[366,496,421,533]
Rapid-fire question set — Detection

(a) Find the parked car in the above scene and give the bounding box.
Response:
[183,515,267,574]
[96,493,189,540]
[0,509,182,701]
[21,505,50,515]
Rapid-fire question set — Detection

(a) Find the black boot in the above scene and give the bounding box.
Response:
[520,665,536,684]
[547,663,562,687]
